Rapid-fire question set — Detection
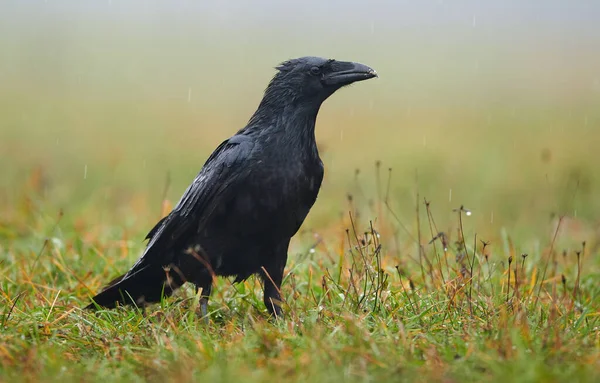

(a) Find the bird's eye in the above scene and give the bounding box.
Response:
[310,66,321,76]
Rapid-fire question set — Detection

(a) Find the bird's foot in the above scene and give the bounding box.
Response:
[197,298,209,325]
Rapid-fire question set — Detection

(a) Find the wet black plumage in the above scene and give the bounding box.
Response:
[86,57,377,318]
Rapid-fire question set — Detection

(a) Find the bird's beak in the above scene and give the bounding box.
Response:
[322,61,378,87]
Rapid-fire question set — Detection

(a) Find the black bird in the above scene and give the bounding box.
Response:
[86,57,377,318]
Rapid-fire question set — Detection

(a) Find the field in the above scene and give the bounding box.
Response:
[2,3,600,382]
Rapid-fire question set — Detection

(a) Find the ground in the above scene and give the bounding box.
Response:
[1,106,599,381]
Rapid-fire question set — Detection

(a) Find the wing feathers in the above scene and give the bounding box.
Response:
[124,135,254,278]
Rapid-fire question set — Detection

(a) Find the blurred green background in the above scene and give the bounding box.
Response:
[1,1,599,245]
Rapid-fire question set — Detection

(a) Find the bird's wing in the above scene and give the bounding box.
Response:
[125,134,255,278]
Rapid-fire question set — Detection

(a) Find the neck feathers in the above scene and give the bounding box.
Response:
[244,76,322,152]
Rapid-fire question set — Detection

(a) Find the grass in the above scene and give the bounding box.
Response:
[1,153,599,382]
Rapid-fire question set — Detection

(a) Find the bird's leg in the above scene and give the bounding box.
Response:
[195,281,212,324]
[262,248,288,319]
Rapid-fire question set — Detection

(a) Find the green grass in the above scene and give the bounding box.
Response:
[1,159,599,382]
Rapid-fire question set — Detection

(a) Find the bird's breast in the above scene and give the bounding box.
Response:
[227,155,323,237]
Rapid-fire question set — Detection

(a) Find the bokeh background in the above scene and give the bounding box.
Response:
[1,0,599,247]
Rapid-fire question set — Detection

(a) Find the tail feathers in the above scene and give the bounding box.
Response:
[85,265,183,310]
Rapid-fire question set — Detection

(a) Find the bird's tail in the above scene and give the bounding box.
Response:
[85,264,183,310]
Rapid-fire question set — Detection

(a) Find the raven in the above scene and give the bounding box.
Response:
[86,57,377,318]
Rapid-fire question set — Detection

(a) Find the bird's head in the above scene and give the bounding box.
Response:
[264,56,378,107]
